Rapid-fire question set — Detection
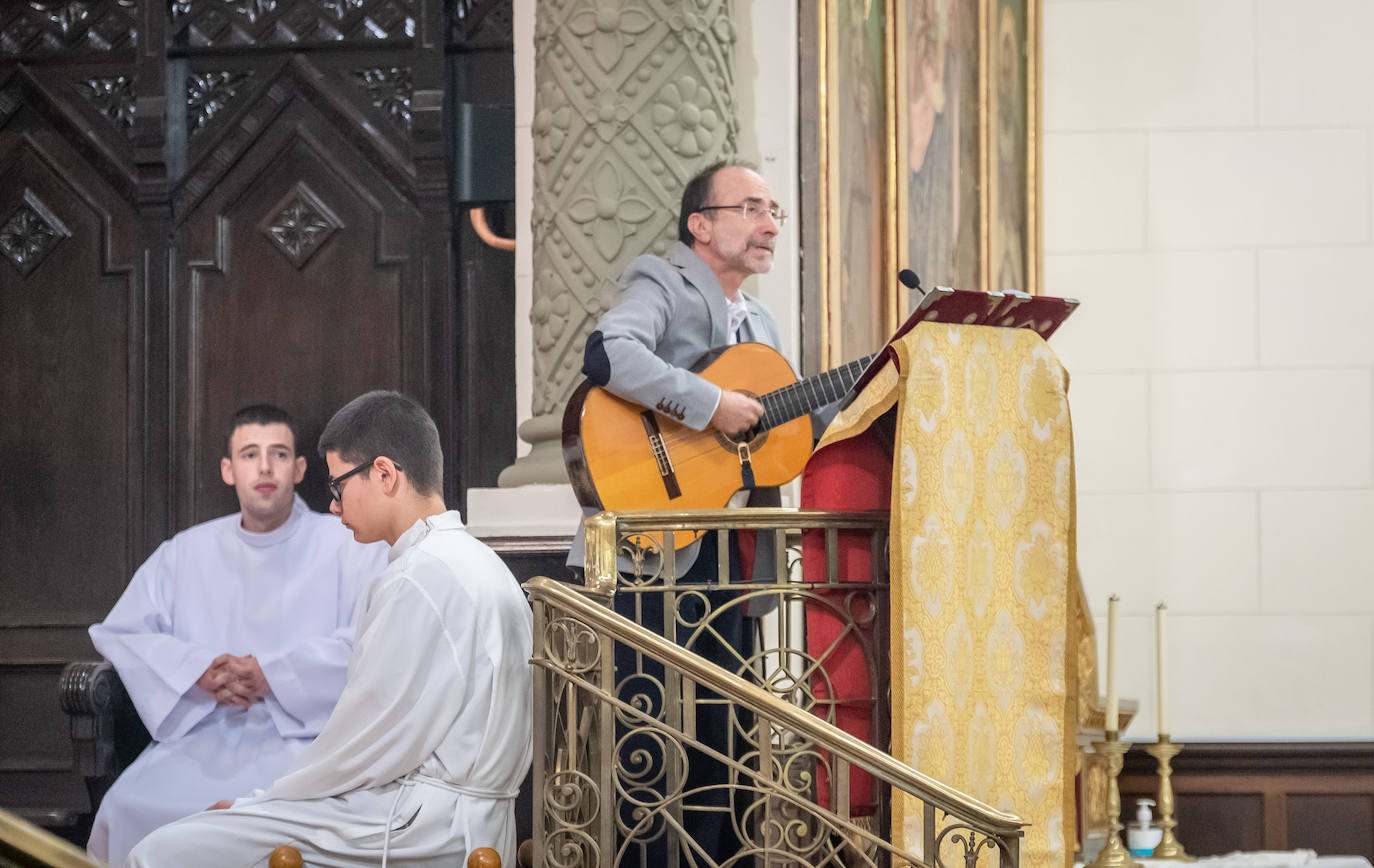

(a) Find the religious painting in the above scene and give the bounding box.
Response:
[807,0,1040,367]
[820,0,891,367]
[988,0,1037,294]
[896,0,983,295]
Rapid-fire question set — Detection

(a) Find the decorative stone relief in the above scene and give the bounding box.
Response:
[187,70,252,136]
[78,75,136,128]
[0,0,138,54]
[259,182,342,269]
[499,0,739,486]
[530,0,738,419]
[349,66,412,132]
[170,0,414,47]
[652,76,720,158]
[564,161,654,262]
[0,189,72,277]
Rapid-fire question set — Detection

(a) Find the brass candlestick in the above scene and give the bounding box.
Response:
[1086,732,1142,868]
[1145,735,1194,861]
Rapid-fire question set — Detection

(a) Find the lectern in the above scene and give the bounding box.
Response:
[802,287,1080,868]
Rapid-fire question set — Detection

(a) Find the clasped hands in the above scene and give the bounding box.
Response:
[195,653,268,709]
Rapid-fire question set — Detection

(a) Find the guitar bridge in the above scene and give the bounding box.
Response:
[640,411,682,499]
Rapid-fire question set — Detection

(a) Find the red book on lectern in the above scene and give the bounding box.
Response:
[849,286,1079,396]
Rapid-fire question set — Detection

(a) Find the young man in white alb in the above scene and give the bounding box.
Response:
[127,390,533,868]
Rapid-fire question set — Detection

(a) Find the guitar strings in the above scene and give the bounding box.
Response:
[607,353,880,491]
[652,353,875,455]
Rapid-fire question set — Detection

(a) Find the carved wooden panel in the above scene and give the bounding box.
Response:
[1178,793,1265,854]
[0,1,140,56]
[1288,794,1374,858]
[170,0,416,48]
[0,74,139,634]
[172,58,424,524]
[450,0,512,50]
[0,665,80,774]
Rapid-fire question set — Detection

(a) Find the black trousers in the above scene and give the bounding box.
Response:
[612,532,753,867]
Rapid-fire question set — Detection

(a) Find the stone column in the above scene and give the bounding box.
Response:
[498,0,741,486]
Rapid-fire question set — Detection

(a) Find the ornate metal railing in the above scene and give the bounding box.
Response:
[0,807,100,867]
[527,507,1026,868]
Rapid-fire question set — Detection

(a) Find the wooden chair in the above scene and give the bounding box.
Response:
[58,661,150,818]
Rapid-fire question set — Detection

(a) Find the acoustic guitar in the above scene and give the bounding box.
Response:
[562,342,877,547]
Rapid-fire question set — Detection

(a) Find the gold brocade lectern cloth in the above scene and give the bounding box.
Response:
[820,324,1079,868]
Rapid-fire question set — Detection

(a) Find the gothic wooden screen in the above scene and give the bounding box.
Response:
[0,0,513,824]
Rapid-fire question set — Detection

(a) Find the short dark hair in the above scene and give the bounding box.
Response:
[317,390,444,497]
[678,158,760,246]
[226,404,299,456]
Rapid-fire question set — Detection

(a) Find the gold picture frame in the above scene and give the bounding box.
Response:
[811,0,1041,368]
[818,0,895,368]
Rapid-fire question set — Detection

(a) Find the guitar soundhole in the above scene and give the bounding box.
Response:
[712,390,769,452]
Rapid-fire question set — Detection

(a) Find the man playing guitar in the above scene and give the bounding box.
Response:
[571,159,795,867]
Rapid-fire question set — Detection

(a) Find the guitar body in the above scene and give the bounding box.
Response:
[563,343,815,539]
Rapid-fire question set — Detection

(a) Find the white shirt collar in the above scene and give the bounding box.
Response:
[389,509,465,562]
[234,493,308,548]
[725,295,749,343]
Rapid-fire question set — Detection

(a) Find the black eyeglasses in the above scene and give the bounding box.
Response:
[328,458,375,502]
[698,199,787,226]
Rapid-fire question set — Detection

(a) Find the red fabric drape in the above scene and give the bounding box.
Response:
[800,412,894,816]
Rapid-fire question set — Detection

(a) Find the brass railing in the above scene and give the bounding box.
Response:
[528,507,1026,868]
[0,808,101,868]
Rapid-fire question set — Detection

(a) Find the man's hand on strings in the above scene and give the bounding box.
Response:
[710,390,764,436]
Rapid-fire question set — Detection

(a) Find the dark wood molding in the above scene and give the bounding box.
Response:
[1122,741,1374,775]
[1118,742,1374,858]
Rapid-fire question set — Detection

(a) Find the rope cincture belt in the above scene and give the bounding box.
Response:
[381,772,520,867]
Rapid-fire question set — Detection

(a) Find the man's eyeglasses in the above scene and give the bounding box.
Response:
[328,458,375,502]
[698,200,787,227]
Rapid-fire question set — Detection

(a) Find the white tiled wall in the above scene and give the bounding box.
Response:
[1047,0,1374,739]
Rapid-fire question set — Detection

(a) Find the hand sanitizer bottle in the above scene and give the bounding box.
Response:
[1126,798,1163,857]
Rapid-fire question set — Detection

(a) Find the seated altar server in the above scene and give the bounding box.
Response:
[127,390,534,868]
[88,404,388,866]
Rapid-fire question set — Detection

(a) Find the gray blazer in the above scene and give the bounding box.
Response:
[583,241,783,430]
[570,242,785,587]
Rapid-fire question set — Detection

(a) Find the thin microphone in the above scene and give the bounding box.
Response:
[897,268,925,296]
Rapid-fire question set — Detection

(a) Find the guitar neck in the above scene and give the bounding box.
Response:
[756,353,879,431]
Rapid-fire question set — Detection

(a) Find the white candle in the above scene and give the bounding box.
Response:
[1156,602,1168,736]
[1106,594,1119,733]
